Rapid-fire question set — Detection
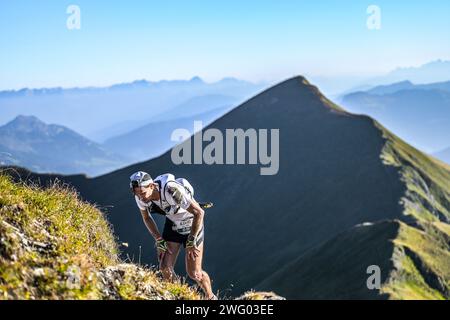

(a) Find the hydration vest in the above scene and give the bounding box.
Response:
[154,173,194,200]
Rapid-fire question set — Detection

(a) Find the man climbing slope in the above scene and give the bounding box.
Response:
[129,171,217,300]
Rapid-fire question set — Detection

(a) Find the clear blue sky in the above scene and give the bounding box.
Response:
[1,0,449,90]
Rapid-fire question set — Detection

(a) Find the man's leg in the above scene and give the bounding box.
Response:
[186,243,215,299]
[160,241,181,282]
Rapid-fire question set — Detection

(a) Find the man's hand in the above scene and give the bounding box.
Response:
[155,238,172,262]
[186,242,200,260]
[185,201,204,260]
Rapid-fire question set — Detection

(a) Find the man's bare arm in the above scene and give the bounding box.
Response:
[186,199,205,239]
[140,209,162,240]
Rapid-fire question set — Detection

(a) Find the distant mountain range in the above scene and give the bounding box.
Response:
[0,96,237,175]
[311,60,450,98]
[365,80,450,95]
[0,116,127,176]
[6,76,449,299]
[0,93,239,175]
[379,60,450,85]
[340,80,450,155]
[0,77,266,142]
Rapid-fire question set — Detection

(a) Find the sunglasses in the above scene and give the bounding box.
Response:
[131,180,151,189]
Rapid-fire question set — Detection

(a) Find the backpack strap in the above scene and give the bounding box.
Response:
[147,202,166,216]
[155,179,163,200]
[162,180,181,214]
[149,179,167,216]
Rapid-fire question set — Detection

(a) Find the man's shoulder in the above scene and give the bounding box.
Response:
[155,173,175,183]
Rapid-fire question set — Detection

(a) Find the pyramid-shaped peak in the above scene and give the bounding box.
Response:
[266,75,321,94]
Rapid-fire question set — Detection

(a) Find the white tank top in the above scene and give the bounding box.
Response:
[135,173,194,235]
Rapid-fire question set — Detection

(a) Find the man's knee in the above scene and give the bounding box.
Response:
[160,261,174,273]
[187,269,204,282]
[160,265,171,272]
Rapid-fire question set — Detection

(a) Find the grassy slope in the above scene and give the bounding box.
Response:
[377,122,450,223]
[376,123,450,299]
[382,221,449,299]
[0,174,203,299]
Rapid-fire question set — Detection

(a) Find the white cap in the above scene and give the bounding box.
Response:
[129,171,153,188]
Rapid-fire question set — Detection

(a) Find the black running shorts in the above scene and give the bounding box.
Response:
[162,218,204,248]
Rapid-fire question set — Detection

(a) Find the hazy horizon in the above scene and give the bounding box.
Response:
[1,59,449,96]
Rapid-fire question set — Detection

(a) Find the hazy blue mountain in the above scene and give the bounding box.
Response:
[0,115,127,176]
[149,94,238,122]
[381,60,450,84]
[90,94,238,144]
[365,81,416,95]
[364,60,450,89]
[0,77,265,141]
[337,60,450,98]
[89,119,150,144]
[366,80,450,95]
[340,81,450,153]
[100,94,238,161]
[103,106,231,161]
